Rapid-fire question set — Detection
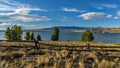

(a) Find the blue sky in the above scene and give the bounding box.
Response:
[0,0,120,30]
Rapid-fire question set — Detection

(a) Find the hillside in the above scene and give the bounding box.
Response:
[33,26,103,32]
[92,28,120,33]
[42,26,93,30]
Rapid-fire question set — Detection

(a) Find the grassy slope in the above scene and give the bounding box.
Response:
[0,41,120,68]
[0,41,119,46]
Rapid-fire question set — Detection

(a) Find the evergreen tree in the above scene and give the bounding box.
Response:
[37,35,41,41]
[17,26,22,40]
[51,27,59,41]
[24,31,30,40]
[30,32,34,40]
[5,25,22,41]
[11,25,22,40]
[5,27,11,40]
[81,30,94,42]
[11,25,17,40]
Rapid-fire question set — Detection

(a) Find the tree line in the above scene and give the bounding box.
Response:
[5,25,41,41]
[5,25,94,42]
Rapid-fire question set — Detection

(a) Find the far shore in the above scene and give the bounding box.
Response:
[2,29,120,33]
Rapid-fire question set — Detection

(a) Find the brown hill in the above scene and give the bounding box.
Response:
[92,28,120,33]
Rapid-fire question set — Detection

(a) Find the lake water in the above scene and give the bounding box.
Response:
[1,31,120,44]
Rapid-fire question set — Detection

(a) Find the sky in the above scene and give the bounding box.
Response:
[0,0,120,30]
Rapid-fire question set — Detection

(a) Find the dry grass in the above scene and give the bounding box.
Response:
[0,41,120,47]
[0,41,120,68]
[39,41,120,46]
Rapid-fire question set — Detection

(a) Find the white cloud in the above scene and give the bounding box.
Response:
[95,3,118,9]
[114,11,120,19]
[0,22,12,30]
[114,16,119,19]
[78,12,112,20]
[0,22,43,30]
[0,22,12,26]
[0,12,51,22]
[0,0,50,22]
[0,0,46,12]
[62,7,86,12]
[106,15,112,18]
[99,4,117,8]
[94,3,118,9]
[117,11,120,16]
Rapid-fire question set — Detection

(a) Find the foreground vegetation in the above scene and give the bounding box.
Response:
[0,41,120,68]
[2,25,120,68]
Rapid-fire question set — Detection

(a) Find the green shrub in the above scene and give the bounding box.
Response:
[37,35,41,41]
[81,30,94,42]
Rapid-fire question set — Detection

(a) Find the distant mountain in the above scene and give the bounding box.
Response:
[0,26,104,32]
[41,26,103,31]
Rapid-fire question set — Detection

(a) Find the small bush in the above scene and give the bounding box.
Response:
[37,35,41,41]
[81,30,94,42]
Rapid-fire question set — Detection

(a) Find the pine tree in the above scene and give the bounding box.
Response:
[11,25,22,40]
[37,35,41,41]
[24,31,30,40]
[5,27,11,40]
[30,32,34,40]
[51,27,59,41]
[5,25,22,41]
[17,26,22,40]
